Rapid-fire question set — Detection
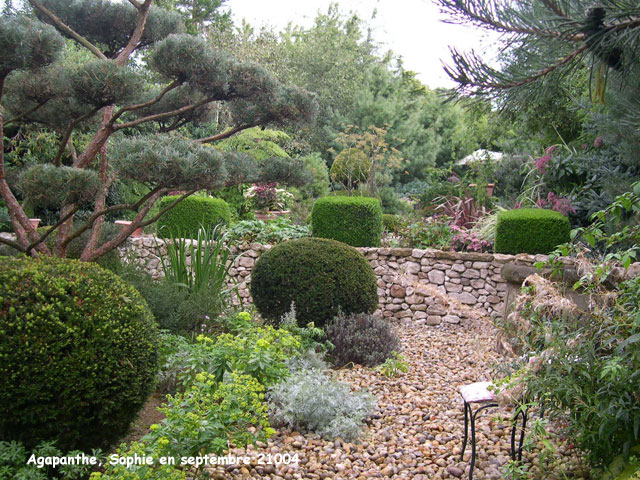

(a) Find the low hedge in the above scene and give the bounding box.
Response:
[250,237,378,328]
[494,208,571,254]
[156,195,231,238]
[0,256,159,450]
[311,196,383,247]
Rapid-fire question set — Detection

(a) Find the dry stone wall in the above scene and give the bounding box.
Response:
[119,237,566,324]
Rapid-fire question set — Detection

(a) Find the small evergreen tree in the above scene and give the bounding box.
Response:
[0,0,317,260]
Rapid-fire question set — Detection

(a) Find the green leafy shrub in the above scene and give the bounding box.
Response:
[0,256,158,451]
[148,372,273,458]
[325,313,399,367]
[494,208,570,254]
[382,213,401,233]
[267,368,375,441]
[158,316,303,391]
[395,215,454,249]
[156,195,231,239]
[0,439,103,480]
[226,217,310,244]
[311,196,383,247]
[250,238,378,327]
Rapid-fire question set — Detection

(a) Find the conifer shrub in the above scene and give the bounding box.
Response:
[311,196,383,247]
[0,256,159,450]
[325,313,399,367]
[250,238,378,328]
[494,208,570,254]
[156,195,231,238]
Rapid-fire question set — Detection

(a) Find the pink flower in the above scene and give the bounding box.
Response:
[535,155,551,173]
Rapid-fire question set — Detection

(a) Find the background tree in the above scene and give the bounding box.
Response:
[0,0,317,261]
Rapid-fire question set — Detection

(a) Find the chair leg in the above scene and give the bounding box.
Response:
[510,408,528,462]
[517,410,528,462]
[468,404,497,480]
[461,401,469,461]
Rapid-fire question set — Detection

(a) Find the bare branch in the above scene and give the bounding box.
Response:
[137,190,197,228]
[113,97,213,131]
[115,0,152,65]
[28,0,107,60]
[61,186,165,249]
[0,235,26,252]
[25,206,79,255]
[541,0,567,18]
[197,123,254,143]
[6,101,50,125]
[111,80,182,122]
[53,107,101,166]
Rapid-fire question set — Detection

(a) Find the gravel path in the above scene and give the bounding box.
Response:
[212,319,586,480]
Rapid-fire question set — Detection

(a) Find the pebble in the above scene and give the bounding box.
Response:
[222,320,587,479]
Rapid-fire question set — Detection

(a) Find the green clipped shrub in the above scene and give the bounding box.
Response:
[0,256,159,451]
[250,238,378,328]
[494,208,570,254]
[382,213,400,233]
[156,195,231,238]
[325,313,399,367]
[311,196,383,247]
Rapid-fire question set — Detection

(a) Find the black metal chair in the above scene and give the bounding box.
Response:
[459,382,528,480]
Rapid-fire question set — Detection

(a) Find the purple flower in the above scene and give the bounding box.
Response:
[594,135,604,148]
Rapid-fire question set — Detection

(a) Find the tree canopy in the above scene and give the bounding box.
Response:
[0,0,317,260]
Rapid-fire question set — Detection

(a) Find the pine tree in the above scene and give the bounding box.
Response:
[0,0,317,260]
[436,1,640,104]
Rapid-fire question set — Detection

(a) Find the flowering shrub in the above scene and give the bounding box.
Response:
[450,225,492,252]
[244,182,294,211]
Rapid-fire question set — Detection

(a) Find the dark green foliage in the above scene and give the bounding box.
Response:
[0,256,158,450]
[494,208,570,254]
[70,60,140,107]
[325,313,399,367]
[18,164,100,208]
[0,15,64,72]
[113,135,226,190]
[250,238,378,328]
[118,264,225,334]
[156,195,230,238]
[311,196,383,247]
[211,185,255,220]
[382,214,400,233]
[37,0,183,57]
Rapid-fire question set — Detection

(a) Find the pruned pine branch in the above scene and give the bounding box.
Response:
[27,0,107,60]
[437,0,640,100]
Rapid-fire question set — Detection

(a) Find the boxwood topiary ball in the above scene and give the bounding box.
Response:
[250,238,378,328]
[0,256,159,451]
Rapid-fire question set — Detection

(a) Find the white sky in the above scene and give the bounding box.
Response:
[224,0,499,89]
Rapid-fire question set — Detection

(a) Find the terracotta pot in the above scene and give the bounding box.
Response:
[115,220,144,238]
[29,218,41,229]
[486,183,495,197]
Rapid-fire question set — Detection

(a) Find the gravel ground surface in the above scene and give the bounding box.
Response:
[208,319,587,480]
